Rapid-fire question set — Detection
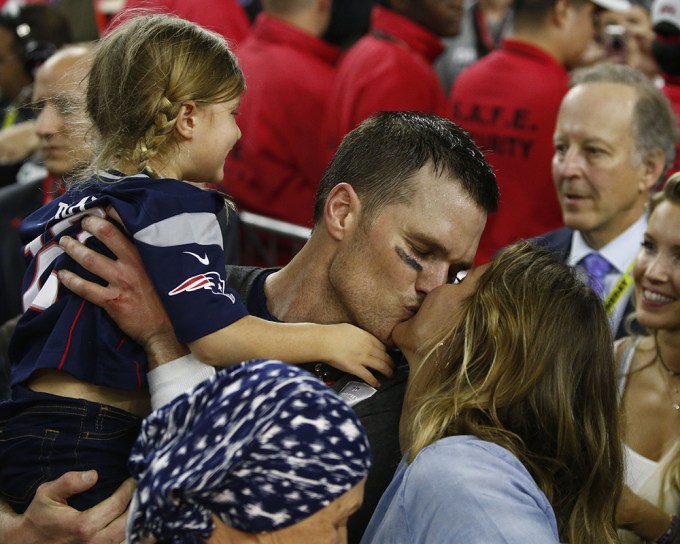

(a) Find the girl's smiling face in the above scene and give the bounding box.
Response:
[181,96,242,185]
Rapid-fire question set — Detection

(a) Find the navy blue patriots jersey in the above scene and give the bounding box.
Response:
[9,172,247,390]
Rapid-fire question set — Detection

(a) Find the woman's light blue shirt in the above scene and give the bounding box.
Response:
[361,435,559,544]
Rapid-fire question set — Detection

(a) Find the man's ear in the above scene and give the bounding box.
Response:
[174,101,198,140]
[640,148,667,192]
[323,183,361,241]
[551,0,572,27]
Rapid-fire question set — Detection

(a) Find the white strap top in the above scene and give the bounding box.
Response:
[617,338,680,544]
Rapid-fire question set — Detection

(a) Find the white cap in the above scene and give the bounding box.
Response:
[591,0,633,12]
[652,0,680,30]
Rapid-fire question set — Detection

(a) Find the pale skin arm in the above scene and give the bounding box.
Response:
[0,471,133,544]
[190,318,393,388]
[616,485,675,541]
[60,209,392,388]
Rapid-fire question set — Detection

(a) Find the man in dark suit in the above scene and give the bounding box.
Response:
[534,62,677,338]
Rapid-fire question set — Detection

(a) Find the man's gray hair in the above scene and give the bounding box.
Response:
[570,63,678,175]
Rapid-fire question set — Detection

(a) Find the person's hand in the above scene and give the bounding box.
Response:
[57,206,188,368]
[1,470,133,544]
[319,324,393,388]
[0,120,38,164]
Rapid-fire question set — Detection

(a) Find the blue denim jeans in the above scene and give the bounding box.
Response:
[0,386,141,513]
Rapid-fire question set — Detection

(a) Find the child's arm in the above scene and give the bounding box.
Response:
[188,316,393,387]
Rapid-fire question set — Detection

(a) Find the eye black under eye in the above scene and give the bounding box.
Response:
[395,246,423,272]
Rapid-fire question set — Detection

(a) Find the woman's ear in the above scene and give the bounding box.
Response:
[175,101,198,140]
[323,183,361,241]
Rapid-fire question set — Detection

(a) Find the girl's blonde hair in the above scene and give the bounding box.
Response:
[405,242,624,544]
[86,13,245,177]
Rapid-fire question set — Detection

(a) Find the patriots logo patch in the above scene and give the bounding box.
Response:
[168,271,236,303]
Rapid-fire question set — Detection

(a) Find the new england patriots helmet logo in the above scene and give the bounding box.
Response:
[168,271,236,303]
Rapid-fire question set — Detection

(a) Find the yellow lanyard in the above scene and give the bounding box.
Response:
[604,260,635,316]
[2,105,17,129]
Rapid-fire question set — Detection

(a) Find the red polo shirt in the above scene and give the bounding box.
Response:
[449,38,568,264]
[223,13,341,227]
[116,0,251,45]
[318,6,447,177]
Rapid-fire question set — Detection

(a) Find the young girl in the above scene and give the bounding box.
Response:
[0,14,390,513]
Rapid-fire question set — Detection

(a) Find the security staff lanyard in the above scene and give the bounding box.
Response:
[604,260,635,316]
[2,105,17,129]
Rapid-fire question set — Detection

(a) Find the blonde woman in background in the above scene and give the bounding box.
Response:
[615,173,680,544]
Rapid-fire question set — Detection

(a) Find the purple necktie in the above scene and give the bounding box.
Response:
[581,253,612,299]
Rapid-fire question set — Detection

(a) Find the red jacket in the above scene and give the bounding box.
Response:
[318,6,446,177]
[116,0,251,45]
[224,14,341,227]
[449,38,568,264]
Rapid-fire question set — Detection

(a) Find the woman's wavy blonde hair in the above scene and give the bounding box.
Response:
[405,242,623,544]
[85,13,245,177]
